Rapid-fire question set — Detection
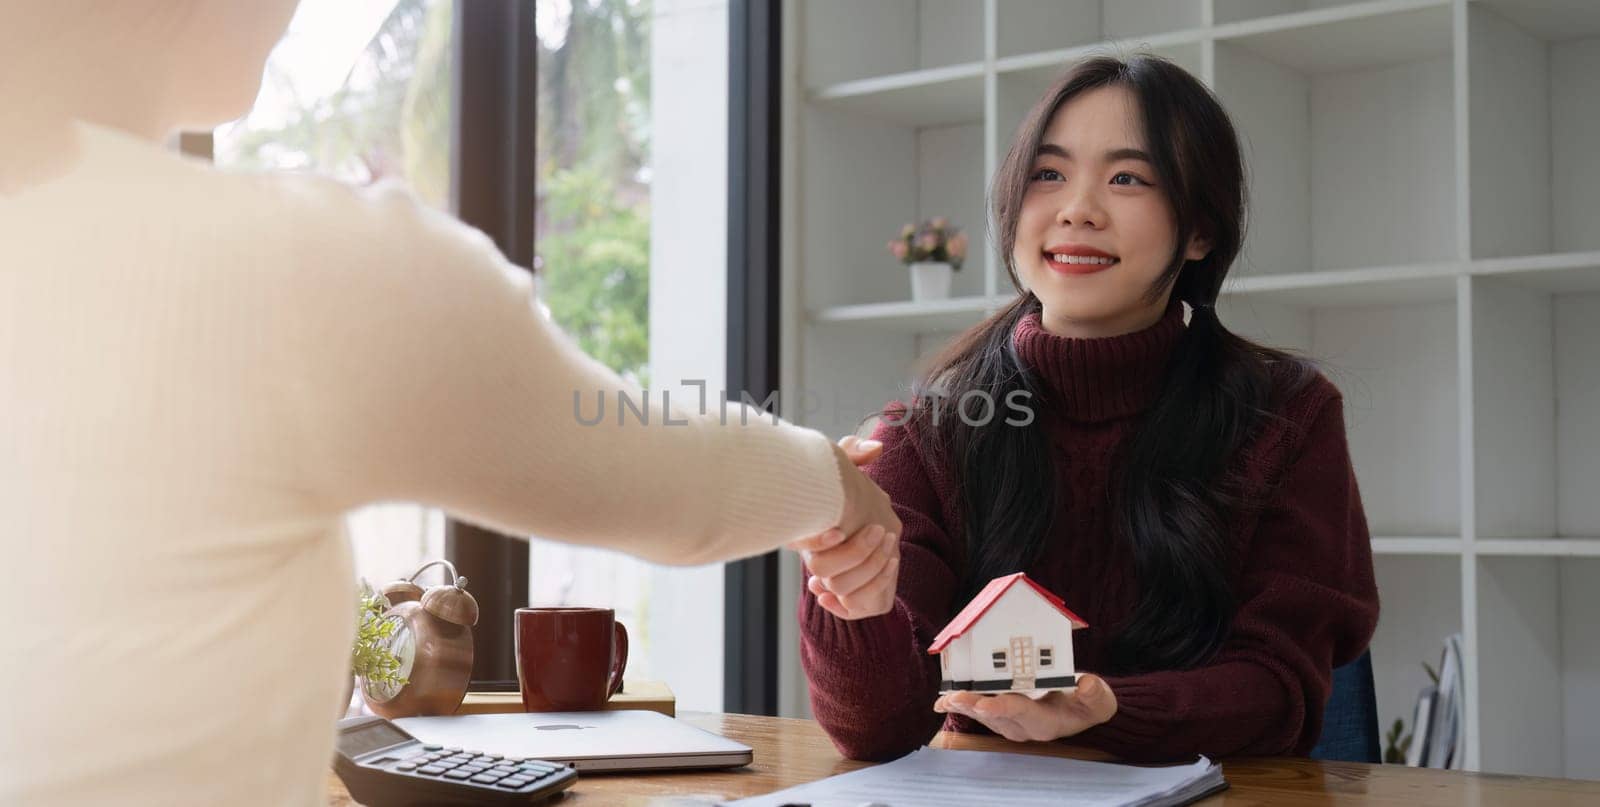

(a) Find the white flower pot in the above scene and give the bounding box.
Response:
[910,261,954,301]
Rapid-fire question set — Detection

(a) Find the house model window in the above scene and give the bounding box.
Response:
[929,572,1088,695]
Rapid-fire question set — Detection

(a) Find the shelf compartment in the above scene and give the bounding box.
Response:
[1368,555,1463,756]
[996,1,1206,60]
[1220,296,1461,537]
[1475,557,1600,778]
[1213,1,1456,277]
[1471,0,1600,43]
[800,107,987,309]
[1468,276,1600,539]
[797,326,923,440]
[1214,0,1452,73]
[1467,5,1600,258]
[801,0,982,90]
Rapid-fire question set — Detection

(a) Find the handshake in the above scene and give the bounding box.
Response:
[790,435,903,621]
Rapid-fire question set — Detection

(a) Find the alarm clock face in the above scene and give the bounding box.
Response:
[362,615,417,703]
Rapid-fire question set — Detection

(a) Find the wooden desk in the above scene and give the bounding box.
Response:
[329,711,1600,805]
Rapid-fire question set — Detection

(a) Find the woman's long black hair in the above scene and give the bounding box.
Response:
[896,55,1312,675]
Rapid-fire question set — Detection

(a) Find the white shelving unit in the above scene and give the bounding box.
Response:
[782,0,1599,778]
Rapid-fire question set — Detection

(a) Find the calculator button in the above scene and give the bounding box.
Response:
[498,777,530,789]
[417,765,447,776]
[423,744,443,751]
[459,765,488,775]
[394,762,419,771]
[488,766,517,775]
[518,761,556,772]
[470,773,503,784]
[443,770,473,780]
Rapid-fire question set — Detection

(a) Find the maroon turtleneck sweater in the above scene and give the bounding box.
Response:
[799,302,1380,762]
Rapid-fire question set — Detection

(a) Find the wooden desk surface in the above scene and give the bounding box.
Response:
[329,711,1600,805]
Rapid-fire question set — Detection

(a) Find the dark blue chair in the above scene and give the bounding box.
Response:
[1310,650,1381,763]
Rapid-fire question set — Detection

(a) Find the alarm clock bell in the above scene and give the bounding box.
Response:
[361,559,479,719]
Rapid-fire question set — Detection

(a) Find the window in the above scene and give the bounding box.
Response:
[214,0,455,588]
[214,0,728,713]
[527,0,729,713]
[992,650,1007,671]
[1039,646,1054,668]
[525,0,669,701]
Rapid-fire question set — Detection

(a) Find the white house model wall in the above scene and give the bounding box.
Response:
[932,574,1086,694]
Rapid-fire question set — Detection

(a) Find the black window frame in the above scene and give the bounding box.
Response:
[446,0,537,685]
[724,0,784,717]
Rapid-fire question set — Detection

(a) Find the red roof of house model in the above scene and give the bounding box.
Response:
[927,572,1088,654]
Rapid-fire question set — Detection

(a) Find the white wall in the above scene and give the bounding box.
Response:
[648,0,729,714]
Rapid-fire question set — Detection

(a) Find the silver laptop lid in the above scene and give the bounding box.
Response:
[393,710,752,771]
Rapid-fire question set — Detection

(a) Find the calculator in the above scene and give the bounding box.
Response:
[333,715,578,805]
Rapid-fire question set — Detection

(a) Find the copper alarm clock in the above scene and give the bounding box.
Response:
[361,559,479,719]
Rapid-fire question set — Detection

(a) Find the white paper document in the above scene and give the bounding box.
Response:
[724,747,1225,807]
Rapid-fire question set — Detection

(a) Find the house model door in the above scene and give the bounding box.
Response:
[1009,636,1035,689]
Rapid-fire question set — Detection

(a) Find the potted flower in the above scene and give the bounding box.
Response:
[888,217,968,301]
[348,580,408,716]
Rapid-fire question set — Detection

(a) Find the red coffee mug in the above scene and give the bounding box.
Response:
[513,607,628,712]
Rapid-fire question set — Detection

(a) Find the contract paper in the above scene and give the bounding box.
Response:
[724,747,1225,807]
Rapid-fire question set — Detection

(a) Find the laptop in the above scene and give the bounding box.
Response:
[392,710,754,773]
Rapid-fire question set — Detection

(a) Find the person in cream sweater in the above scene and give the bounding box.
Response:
[0,2,901,804]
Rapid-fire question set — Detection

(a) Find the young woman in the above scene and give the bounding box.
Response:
[797,54,1380,762]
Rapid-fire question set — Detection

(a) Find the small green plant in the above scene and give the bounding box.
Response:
[1384,657,1439,764]
[1382,717,1413,764]
[352,582,407,690]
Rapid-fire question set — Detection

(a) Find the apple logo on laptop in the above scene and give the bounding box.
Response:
[534,724,595,731]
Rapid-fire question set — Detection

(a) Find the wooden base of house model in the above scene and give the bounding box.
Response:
[930,572,1089,696]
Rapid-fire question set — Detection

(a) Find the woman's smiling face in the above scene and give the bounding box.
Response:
[1013,85,1208,338]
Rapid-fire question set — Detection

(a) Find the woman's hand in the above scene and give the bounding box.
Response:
[932,674,1119,742]
[789,436,902,620]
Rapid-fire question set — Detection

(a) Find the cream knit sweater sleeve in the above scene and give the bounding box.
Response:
[277,177,844,565]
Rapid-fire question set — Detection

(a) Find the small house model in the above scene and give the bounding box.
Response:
[929,572,1088,694]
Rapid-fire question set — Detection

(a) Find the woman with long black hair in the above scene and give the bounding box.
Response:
[797,54,1379,762]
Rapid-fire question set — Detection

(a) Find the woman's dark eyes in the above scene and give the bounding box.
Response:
[1029,168,1149,186]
